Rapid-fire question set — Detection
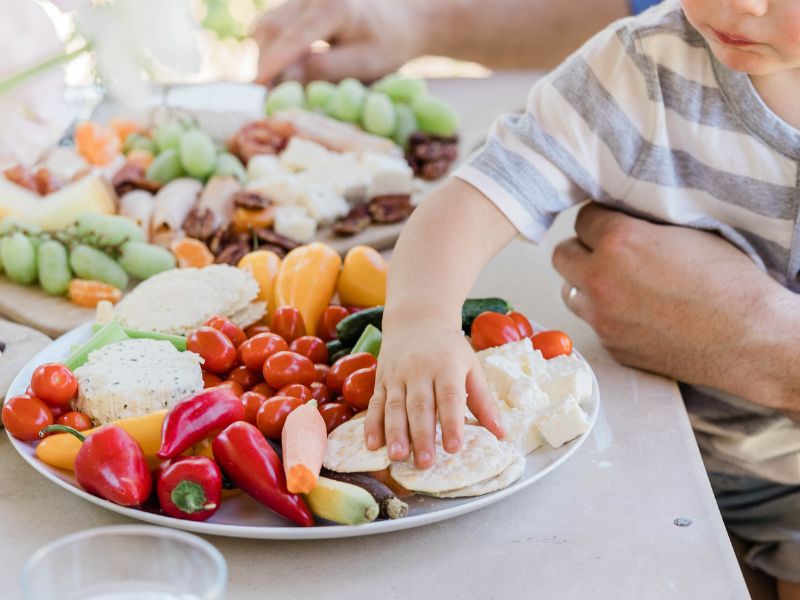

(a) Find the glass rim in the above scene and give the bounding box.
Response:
[21,524,227,600]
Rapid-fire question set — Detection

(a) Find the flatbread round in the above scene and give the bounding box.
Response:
[437,451,525,498]
[323,417,390,473]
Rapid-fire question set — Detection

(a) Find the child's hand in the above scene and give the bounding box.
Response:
[364,318,504,469]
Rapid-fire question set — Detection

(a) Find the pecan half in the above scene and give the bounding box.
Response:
[406,132,459,180]
[254,228,301,252]
[183,207,217,241]
[232,190,271,210]
[228,119,295,164]
[111,161,163,196]
[215,241,250,266]
[333,204,371,236]
[368,195,413,224]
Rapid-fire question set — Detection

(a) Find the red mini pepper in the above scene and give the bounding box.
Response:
[157,456,222,521]
[157,387,245,460]
[212,421,314,527]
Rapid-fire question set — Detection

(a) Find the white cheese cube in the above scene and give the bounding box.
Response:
[360,151,413,198]
[478,338,548,380]
[246,172,302,205]
[273,205,317,243]
[499,407,541,455]
[280,137,333,171]
[299,157,370,203]
[542,355,593,402]
[507,376,550,412]
[479,354,524,400]
[297,183,350,225]
[247,155,282,181]
[536,396,591,448]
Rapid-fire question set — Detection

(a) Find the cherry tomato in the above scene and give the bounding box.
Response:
[310,381,333,404]
[278,383,313,402]
[314,363,330,383]
[30,363,77,407]
[238,333,289,371]
[263,351,316,389]
[202,371,224,389]
[227,365,261,390]
[290,336,328,364]
[2,395,53,441]
[532,330,573,359]
[256,395,303,439]
[327,352,378,393]
[508,311,534,338]
[251,382,277,397]
[50,405,67,420]
[187,327,238,374]
[245,324,271,338]
[345,306,364,314]
[216,380,244,398]
[342,366,377,411]
[318,402,355,433]
[240,391,269,425]
[56,411,93,431]
[205,316,247,348]
[470,311,522,351]
[271,306,306,344]
[317,305,350,342]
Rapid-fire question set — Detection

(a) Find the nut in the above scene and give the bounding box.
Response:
[368,195,413,223]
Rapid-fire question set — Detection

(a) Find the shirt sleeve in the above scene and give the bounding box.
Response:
[453,23,657,241]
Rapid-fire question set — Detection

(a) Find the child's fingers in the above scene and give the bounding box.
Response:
[466,366,505,439]
[384,386,411,461]
[364,384,387,450]
[434,375,466,454]
[406,381,437,469]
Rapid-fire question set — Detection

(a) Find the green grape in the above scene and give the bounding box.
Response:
[214,152,247,183]
[146,149,185,183]
[153,122,185,153]
[123,133,156,155]
[1,233,37,285]
[179,128,217,179]
[37,240,72,296]
[374,76,427,104]
[118,241,176,280]
[75,214,145,246]
[412,94,460,137]
[305,80,337,111]
[361,91,397,137]
[0,218,42,236]
[325,78,366,123]
[265,81,305,116]
[393,103,419,149]
[69,244,129,290]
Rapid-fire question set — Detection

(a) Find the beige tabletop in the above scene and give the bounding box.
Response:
[0,73,748,599]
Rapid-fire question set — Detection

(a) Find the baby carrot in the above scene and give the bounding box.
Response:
[282,399,327,494]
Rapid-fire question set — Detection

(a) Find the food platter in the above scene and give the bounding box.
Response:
[5,321,600,540]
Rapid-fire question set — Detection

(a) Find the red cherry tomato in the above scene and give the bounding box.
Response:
[278,383,312,401]
[314,363,330,383]
[2,395,53,441]
[30,363,77,407]
[251,382,276,397]
[342,366,377,411]
[256,395,303,439]
[271,306,306,344]
[245,324,271,338]
[49,405,67,420]
[187,327,238,374]
[240,391,269,425]
[56,411,93,431]
[226,365,261,390]
[205,316,247,348]
[507,311,534,338]
[327,352,378,393]
[532,330,573,359]
[290,336,328,364]
[216,380,244,398]
[238,333,289,371]
[470,311,522,351]
[310,381,333,404]
[202,371,224,389]
[318,402,355,433]
[317,305,350,342]
[263,351,316,389]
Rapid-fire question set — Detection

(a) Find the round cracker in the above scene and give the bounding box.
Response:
[323,417,390,473]
[437,450,525,498]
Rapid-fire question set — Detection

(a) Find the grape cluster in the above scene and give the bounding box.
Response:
[265,75,459,148]
[0,214,176,296]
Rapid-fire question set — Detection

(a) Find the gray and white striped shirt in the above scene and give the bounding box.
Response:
[455,0,800,484]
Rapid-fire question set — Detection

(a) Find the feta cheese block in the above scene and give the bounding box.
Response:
[273,204,317,242]
[499,405,542,455]
[539,354,594,403]
[246,172,302,205]
[478,338,549,382]
[280,137,334,171]
[299,154,371,202]
[296,182,350,225]
[323,418,390,472]
[246,154,282,181]
[536,395,591,448]
[360,152,413,198]
[480,354,525,400]
[437,452,526,498]
[74,339,203,425]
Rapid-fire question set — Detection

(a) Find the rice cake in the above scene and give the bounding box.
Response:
[323,418,391,473]
[437,451,525,498]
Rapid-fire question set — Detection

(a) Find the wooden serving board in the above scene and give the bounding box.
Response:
[0,318,51,399]
[0,277,94,338]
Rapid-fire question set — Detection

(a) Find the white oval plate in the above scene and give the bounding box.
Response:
[6,322,600,540]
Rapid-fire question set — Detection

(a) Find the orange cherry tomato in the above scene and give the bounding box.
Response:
[507,311,534,338]
[238,333,289,371]
[290,336,328,364]
[245,324,271,338]
[202,371,224,389]
[317,306,350,342]
[327,352,378,393]
[227,365,261,390]
[271,307,306,344]
[56,411,93,431]
[532,330,573,359]
[318,402,355,433]
[470,311,522,351]
[187,327,238,374]
[240,391,269,425]
[256,395,303,439]
[342,366,377,411]
[314,363,330,383]
[310,381,333,404]
[2,395,53,441]
[205,316,247,348]
[263,351,316,389]
[30,363,77,407]
[216,380,244,398]
[278,384,312,402]
[251,382,277,397]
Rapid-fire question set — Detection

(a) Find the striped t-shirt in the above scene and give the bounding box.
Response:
[455,0,800,484]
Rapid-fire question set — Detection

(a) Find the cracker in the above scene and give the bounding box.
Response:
[437,451,525,498]
[323,418,390,473]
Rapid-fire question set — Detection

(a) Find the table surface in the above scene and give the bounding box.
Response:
[0,73,748,599]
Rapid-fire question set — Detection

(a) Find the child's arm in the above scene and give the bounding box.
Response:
[364,178,517,469]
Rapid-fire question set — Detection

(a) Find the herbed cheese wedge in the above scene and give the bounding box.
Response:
[536,395,591,448]
[437,452,526,498]
[273,204,317,243]
[324,417,390,473]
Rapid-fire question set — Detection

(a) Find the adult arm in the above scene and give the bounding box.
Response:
[552,203,800,420]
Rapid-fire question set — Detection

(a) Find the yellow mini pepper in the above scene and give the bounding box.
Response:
[238,249,282,321]
[337,245,388,308]
[274,242,342,336]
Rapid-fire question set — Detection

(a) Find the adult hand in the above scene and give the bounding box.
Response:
[252,0,426,84]
[552,203,800,419]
